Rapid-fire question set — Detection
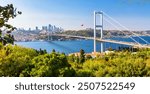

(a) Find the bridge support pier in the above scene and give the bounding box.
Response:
[101,42,104,53]
[94,11,103,53]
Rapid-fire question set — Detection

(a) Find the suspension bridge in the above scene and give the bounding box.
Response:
[48,11,150,53]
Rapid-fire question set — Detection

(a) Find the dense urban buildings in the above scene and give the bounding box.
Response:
[12,24,64,41]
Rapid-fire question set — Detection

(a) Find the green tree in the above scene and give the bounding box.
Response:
[30,52,75,77]
[68,54,75,63]
[52,49,56,53]
[0,4,21,45]
[79,49,85,63]
[0,45,38,77]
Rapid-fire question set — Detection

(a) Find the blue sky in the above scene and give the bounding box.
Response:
[1,0,150,30]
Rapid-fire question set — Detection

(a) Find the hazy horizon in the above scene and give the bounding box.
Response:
[1,0,150,31]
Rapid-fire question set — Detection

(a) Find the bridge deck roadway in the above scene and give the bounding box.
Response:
[50,34,150,48]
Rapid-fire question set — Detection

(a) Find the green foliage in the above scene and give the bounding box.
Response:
[80,49,150,77]
[68,54,75,63]
[0,43,3,49]
[76,69,93,77]
[30,52,73,77]
[0,4,21,29]
[0,45,76,77]
[0,45,37,76]
[85,54,92,60]
[52,49,56,53]
[107,47,113,51]
[0,4,21,45]
[79,49,85,63]
[0,44,150,77]
[36,48,47,55]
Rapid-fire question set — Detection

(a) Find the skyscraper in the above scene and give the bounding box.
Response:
[48,24,52,32]
[35,26,38,31]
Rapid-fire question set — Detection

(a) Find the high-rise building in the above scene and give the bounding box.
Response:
[53,25,56,32]
[48,24,52,32]
[45,26,48,31]
[35,26,38,31]
[42,26,45,31]
[42,26,47,31]
[29,28,31,31]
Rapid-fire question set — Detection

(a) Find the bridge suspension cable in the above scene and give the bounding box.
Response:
[103,12,150,45]
[104,17,141,45]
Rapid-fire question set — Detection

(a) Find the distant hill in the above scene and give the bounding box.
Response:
[57,29,127,38]
[57,29,150,38]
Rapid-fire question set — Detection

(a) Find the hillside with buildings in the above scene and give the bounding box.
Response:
[11,28,150,42]
[11,24,64,41]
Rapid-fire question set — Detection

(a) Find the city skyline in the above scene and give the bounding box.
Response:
[17,24,63,32]
[1,0,150,30]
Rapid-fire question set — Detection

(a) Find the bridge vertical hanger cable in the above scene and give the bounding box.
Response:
[103,12,150,45]
[104,17,141,45]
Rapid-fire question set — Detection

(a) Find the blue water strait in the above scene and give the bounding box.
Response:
[15,36,150,54]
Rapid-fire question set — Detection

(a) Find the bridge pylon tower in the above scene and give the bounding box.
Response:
[94,11,103,53]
